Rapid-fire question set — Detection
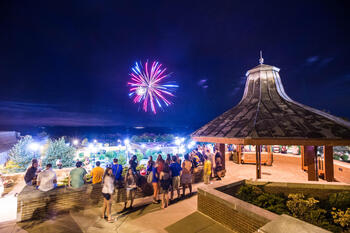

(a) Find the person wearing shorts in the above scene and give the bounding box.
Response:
[169,156,182,200]
[159,163,171,208]
[124,168,137,209]
[181,154,193,197]
[101,167,115,223]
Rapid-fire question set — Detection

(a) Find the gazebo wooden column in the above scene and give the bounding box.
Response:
[304,146,318,181]
[324,146,334,182]
[256,145,262,179]
[237,145,242,164]
[218,143,226,170]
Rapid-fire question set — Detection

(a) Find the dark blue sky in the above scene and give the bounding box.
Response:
[0,0,349,128]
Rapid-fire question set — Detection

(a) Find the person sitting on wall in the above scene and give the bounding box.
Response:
[37,164,57,192]
[68,161,87,188]
[24,159,39,186]
[56,159,62,169]
[91,161,104,184]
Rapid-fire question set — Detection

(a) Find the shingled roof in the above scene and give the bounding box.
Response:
[192,61,350,146]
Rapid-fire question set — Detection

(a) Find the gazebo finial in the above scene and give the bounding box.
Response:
[259,50,264,64]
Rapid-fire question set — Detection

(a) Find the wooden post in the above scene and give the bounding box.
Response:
[300,146,305,170]
[324,146,334,182]
[219,143,226,170]
[256,145,261,179]
[267,145,272,166]
[237,145,241,164]
[304,146,318,181]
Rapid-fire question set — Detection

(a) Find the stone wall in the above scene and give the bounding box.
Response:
[198,181,278,233]
[17,167,204,222]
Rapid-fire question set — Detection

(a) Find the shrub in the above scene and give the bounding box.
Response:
[43,137,76,168]
[329,192,350,210]
[105,151,117,160]
[332,208,350,229]
[236,184,263,202]
[286,193,319,218]
[8,135,38,170]
[254,192,288,215]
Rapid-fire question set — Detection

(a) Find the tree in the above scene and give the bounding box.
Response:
[43,137,76,168]
[8,135,38,170]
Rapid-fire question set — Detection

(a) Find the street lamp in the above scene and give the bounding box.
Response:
[28,142,40,151]
[124,139,130,162]
[73,139,79,146]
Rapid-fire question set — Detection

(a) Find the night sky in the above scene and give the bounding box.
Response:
[1,1,349,128]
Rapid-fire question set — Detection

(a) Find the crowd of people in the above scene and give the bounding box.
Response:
[23,144,226,223]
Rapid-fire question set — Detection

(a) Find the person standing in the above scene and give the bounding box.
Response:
[68,161,87,188]
[101,167,115,223]
[24,159,39,186]
[203,155,212,185]
[146,156,155,175]
[129,155,138,174]
[37,164,57,192]
[111,158,123,182]
[151,163,159,204]
[165,154,171,165]
[180,154,193,197]
[124,168,137,209]
[90,161,104,184]
[169,156,182,200]
[159,163,171,209]
[156,154,164,174]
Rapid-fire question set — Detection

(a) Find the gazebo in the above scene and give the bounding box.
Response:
[191,54,350,182]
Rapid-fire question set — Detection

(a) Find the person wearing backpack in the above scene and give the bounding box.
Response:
[111,158,123,187]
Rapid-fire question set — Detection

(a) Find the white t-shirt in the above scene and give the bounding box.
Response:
[102,175,114,194]
[37,168,57,192]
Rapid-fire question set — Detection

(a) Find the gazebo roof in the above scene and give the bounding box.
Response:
[192,59,350,146]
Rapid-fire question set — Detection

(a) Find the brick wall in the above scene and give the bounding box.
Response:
[197,181,278,233]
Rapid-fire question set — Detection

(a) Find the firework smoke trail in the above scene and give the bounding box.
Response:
[128,61,178,114]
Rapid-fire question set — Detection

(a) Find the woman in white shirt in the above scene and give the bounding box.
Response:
[101,167,115,223]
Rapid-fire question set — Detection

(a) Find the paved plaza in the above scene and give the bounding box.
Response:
[0,156,348,233]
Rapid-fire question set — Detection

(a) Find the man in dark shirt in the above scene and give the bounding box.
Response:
[111,158,123,181]
[24,159,38,185]
[169,156,182,200]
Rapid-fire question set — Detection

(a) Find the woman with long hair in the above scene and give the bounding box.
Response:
[181,154,193,197]
[152,162,159,203]
[159,163,171,208]
[124,168,137,209]
[156,154,164,174]
[165,154,171,165]
[101,167,115,223]
[147,156,155,175]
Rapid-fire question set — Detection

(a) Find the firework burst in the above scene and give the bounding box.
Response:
[128,61,178,114]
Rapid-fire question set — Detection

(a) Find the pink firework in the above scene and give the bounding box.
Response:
[128,61,178,114]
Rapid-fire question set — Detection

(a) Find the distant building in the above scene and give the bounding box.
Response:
[0,131,20,165]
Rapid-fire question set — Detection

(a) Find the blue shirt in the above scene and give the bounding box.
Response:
[169,162,182,177]
[111,163,123,180]
[152,167,158,183]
